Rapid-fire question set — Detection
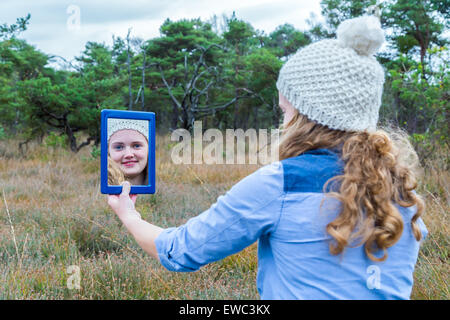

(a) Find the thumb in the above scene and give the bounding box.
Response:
[120,181,136,212]
[121,181,131,197]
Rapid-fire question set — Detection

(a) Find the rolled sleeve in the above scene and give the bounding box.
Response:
[155,162,285,272]
[156,227,199,272]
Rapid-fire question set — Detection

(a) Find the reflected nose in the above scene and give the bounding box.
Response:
[123,147,134,158]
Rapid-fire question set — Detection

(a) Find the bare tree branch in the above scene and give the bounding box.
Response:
[157,64,182,109]
[152,43,240,129]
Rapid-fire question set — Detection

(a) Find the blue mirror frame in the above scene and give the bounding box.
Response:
[101,109,156,194]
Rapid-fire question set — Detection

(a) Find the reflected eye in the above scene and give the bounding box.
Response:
[113,145,124,151]
[133,143,142,149]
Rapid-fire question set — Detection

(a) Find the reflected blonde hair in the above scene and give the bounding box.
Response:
[108,156,125,186]
[107,156,149,185]
[278,111,424,262]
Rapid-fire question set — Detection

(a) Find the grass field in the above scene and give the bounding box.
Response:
[0,134,448,299]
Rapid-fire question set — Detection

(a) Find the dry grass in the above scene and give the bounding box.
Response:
[0,134,259,299]
[0,134,448,299]
[410,146,449,300]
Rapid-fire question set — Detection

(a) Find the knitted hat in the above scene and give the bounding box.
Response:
[107,118,149,142]
[276,15,385,132]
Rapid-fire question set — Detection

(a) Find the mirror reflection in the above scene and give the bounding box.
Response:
[107,118,149,186]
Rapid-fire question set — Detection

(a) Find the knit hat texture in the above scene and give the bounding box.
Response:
[107,118,149,142]
[276,15,385,132]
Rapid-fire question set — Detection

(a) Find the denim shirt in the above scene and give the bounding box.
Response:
[155,149,428,299]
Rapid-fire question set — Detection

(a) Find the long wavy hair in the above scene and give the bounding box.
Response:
[278,111,425,262]
[108,155,125,186]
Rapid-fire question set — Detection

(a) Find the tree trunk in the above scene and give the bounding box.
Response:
[233,55,240,129]
[126,29,133,110]
[420,44,427,80]
[141,50,146,110]
[233,91,239,129]
[182,105,190,130]
[65,120,78,153]
[272,96,280,128]
[171,101,179,131]
[243,109,249,130]
[252,106,258,131]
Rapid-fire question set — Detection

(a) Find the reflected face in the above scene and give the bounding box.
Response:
[279,92,297,126]
[108,129,148,183]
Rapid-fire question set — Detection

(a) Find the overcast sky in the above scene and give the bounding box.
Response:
[0,0,324,64]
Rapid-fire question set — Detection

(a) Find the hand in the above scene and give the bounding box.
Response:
[108,181,141,223]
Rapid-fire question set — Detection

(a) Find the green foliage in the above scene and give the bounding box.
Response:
[385,46,449,159]
[0,126,5,140]
[320,0,377,33]
[318,0,448,162]
[266,24,311,58]
[147,18,234,129]
[0,38,50,135]
[383,0,448,58]
[44,132,68,149]
[1,3,448,161]
[0,14,30,40]
[223,15,256,53]
[90,145,101,159]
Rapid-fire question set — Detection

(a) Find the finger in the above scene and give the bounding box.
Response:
[130,194,137,205]
[107,194,119,208]
[121,181,131,197]
[107,195,113,206]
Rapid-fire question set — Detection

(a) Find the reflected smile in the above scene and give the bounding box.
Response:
[122,160,138,167]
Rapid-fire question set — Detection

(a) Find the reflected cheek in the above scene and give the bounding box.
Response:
[136,149,148,162]
[109,150,123,163]
[283,114,291,126]
[283,109,296,126]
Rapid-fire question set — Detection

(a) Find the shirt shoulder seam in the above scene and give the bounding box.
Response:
[272,191,287,235]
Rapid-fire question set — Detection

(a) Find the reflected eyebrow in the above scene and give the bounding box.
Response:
[131,141,147,146]
[110,141,146,146]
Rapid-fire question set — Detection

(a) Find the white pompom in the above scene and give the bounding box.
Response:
[336,15,385,56]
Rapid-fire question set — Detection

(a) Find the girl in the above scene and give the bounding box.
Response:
[107,119,149,186]
[107,14,428,299]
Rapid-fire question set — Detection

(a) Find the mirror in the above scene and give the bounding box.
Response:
[101,109,155,194]
[107,118,149,186]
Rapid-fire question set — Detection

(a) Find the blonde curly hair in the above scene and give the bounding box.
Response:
[278,111,424,262]
[108,156,125,186]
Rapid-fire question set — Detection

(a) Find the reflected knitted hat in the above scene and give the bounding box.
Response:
[276,15,385,132]
[107,118,149,141]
